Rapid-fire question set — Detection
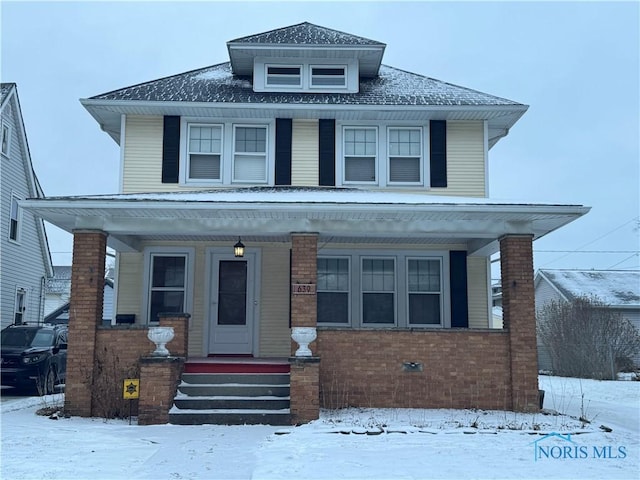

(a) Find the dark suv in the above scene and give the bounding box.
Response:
[1,324,68,395]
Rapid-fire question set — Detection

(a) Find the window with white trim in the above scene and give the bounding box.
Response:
[14,287,27,325]
[233,125,268,183]
[147,254,187,324]
[361,258,396,325]
[407,258,442,325]
[343,127,377,183]
[388,127,422,184]
[187,124,222,181]
[265,65,302,87]
[9,195,20,241]
[310,66,346,88]
[1,123,10,156]
[317,257,350,324]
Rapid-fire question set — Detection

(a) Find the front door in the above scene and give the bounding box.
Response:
[209,252,256,354]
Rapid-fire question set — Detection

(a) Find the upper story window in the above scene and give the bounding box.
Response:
[1,123,10,156]
[188,124,222,181]
[254,58,357,93]
[337,123,427,188]
[9,194,20,242]
[181,120,272,186]
[310,66,346,88]
[233,125,268,183]
[343,127,377,183]
[266,65,302,88]
[388,127,422,184]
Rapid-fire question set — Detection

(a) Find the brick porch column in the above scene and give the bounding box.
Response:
[500,234,539,412]
[65,230,107,417]
[289,233,320,424]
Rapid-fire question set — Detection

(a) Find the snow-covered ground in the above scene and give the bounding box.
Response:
[1,376,638,480]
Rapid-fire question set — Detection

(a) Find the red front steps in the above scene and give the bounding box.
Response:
[184,357,290,374]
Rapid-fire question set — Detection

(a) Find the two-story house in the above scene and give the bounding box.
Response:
[23,23,589,424]
[1,83,53,329]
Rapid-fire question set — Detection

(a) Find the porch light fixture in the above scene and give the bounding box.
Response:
[234,237,245,258]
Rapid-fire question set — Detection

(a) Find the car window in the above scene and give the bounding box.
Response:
[1,329,36,347]
[30,331,55,348]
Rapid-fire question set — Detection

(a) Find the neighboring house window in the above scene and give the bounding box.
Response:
[361,258,396,325]
[317,257,350,324]
[1,123,10,156]
[310,66,346,88]
[14,288,27,325]
[233,125,268,183]
[147,254,187,323]
[388,127,422,184]
[265,65,302,87]
[9,195,20,241]
[187,124,223,181]
[407,258,442,325]
[343,127,377,183]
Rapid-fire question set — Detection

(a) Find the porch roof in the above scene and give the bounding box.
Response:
[22,187,589,256]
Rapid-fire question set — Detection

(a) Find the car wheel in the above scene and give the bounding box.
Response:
[43,368,56,395]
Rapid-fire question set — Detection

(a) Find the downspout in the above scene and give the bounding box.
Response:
[39,276,46,325]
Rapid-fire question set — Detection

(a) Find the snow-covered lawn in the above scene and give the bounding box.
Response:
[1,376,638,479]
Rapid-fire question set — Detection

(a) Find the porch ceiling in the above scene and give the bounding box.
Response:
[21,187,589,256]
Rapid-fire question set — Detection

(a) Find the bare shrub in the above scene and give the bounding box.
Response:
[90,346,139,419]
[537,296,640,380]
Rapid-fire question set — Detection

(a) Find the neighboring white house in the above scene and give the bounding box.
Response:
[45,277,114,325]
[535,269,640,371]
[0,83,53,329]
[44,266,72,316]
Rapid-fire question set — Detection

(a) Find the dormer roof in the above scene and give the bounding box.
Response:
[227,22,386,77]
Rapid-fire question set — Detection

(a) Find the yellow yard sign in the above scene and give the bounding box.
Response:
[123,379,140,399]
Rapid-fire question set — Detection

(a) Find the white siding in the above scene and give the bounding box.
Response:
[0,90,50,328]
[122,116,175,193]
[430,121,486,197]
[291,120,319,186]
[467,257,490,328]
[259,245,291,356]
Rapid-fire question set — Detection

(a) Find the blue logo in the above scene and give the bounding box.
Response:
[530,433,627,461]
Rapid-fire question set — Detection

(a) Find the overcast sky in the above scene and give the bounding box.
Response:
[2,1,639,278]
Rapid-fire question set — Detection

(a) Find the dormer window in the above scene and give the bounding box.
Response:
[266,65,302,88]
[254,58,358,93]
[310,66,347,88]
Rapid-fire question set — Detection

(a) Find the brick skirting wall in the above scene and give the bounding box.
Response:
[317,329,513,411]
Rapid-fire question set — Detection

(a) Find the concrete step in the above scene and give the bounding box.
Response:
[168,408,291,426]
[173,395,291,410]
[177,383,290,397]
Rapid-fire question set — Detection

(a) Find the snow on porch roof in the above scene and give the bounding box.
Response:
[21,187,589,256]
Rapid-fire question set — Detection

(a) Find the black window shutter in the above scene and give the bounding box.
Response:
[449,250,469,328]
[275,119,292,185]
[430,120,447,188]
[162,116,180,184]
[318,119,336,186]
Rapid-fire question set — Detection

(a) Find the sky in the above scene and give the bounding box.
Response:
[1,375,639,479]
[1,0,639,278]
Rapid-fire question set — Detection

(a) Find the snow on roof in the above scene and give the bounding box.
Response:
[89,63,522,107]
[538,269,640,307]
[228,22,385,46]
[40,186,579,207]
[46,266,72,294]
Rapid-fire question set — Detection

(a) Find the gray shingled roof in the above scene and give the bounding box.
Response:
[46,266,72,294]
[539,269,640,307]
[228,22,385,46]
[90,62,521,107]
